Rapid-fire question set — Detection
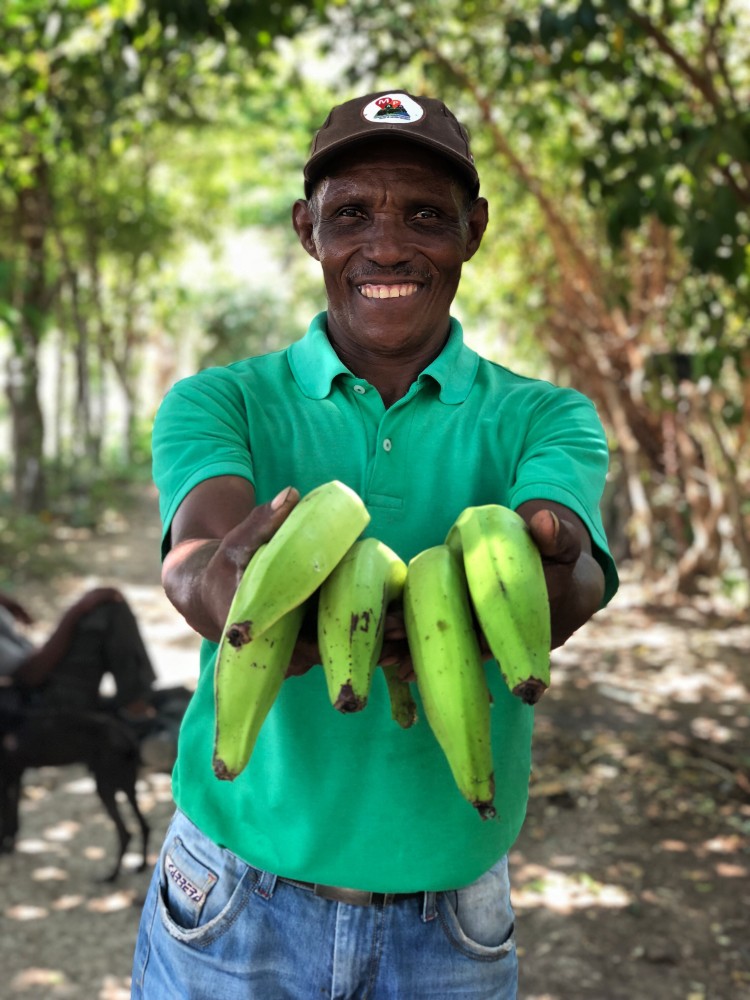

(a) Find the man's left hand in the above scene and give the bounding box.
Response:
[517,500,605,649]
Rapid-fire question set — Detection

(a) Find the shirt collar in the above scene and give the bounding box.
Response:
[288,313,351,399]
[288,312,478,404]
[418,317,479,404]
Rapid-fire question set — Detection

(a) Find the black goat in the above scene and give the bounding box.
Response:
[0,709,150,882]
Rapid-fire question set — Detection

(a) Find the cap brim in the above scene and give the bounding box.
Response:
[304,129,480,198]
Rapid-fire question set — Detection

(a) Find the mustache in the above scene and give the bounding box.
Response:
[347,264,431,283]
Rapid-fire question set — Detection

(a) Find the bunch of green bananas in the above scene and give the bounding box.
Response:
[402,505,551,819]
[212,480,371,781]
[213,486,550,824]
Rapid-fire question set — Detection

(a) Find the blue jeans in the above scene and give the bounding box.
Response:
[131,810,517,999]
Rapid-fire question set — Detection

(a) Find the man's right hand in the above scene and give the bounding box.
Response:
[162,478,300,643]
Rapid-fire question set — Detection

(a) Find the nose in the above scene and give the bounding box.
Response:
[363,213,413,268]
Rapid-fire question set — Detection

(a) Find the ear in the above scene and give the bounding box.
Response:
[292,199,320,261]
[463,197,489,262]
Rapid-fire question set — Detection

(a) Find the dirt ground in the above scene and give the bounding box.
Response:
[1,485,748,999]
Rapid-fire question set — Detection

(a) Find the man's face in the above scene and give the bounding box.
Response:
[293,141,488,358]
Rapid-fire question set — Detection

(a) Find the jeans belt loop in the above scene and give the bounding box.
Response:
[254,867,278,901]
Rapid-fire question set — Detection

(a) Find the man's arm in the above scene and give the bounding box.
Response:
[0,591,33,625]
[161,476,300,643]
[515,499,606,649]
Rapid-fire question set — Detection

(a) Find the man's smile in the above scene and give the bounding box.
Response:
[356,282,420,299]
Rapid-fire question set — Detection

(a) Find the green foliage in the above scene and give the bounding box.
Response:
[0,455,149,585]
[0,0,332,512]
[197,285,301,369]
[329,0,749,340]
[501,0,750,293]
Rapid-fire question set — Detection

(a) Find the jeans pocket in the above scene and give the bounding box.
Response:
[437,858,516,960]
[157,831,255,947]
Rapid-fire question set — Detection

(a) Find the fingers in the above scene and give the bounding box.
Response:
[379,610,410,669]
[528,509,581,565]
[270,486,297,511]
[285,635,320,678]
[221,486,300,578]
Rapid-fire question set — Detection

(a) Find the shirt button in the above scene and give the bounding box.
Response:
[353,385,366,395]
[382,438,392,452]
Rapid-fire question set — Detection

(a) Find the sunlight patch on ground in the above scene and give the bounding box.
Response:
[99,974,132,999]
[31,866,68,882]
[86,890,136,914]
[43,820,80,842]
[5,904,50,921]
[690,716,735,742]
[17,837,64,855]
[51,895,85,911]
[121,850,146,870]
[10,967,69,990]
[21,784,49,802]
[715,862,748,878]
[660,838,690,852]
[513,864,632,914]
[703,834,746,853]
[63,776,96,795]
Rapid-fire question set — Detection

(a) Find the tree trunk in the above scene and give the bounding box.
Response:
[8,162,51,512]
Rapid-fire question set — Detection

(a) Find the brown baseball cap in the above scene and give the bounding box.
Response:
[303,91,480,198]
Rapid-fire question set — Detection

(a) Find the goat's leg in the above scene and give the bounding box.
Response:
[123,779,150,873]
[94,772,131,882]
[0,768,22,854]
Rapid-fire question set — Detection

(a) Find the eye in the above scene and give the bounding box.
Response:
[413,208,440,220]
[335,206,365,219]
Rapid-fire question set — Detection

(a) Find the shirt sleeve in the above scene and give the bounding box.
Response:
[152,369,255,556]
[508,387,619,607]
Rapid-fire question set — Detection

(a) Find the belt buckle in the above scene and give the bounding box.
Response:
[313,884,375,906]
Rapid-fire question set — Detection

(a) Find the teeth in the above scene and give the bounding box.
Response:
[358,283,418,299]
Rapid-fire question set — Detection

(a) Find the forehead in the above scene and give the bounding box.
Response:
[313,139,466,199]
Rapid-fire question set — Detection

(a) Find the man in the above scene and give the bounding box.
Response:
[132,90,618,999]
[0,587,156,726]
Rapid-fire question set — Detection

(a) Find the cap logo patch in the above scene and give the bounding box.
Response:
[362,93,425,125]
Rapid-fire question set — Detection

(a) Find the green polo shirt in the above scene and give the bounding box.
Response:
[153,312,618,892]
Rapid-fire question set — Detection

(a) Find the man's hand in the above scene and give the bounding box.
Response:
[517,500,605,649]
[162,479,300,643]
[379,610,413,679]
[200,487,301,639]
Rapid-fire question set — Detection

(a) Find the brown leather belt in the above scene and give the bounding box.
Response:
[279,876,424,907]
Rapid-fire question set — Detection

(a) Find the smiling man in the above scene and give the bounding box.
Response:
[132,91,618,999]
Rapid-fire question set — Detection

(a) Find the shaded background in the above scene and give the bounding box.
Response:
[1,1,748,997]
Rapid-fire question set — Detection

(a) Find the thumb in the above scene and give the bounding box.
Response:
[528,509,580,565]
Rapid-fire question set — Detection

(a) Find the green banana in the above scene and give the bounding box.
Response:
[223,480,370,648]
[403,545,496,820]
[318,537,409,715]
[446,504,550,705]
[213,598,306,781]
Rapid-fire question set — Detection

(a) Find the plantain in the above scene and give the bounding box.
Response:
[213,596,306,781]
[446,504,550,705]
[403,545,496,819]
[223,480,370,648]
[318,537,410,717]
